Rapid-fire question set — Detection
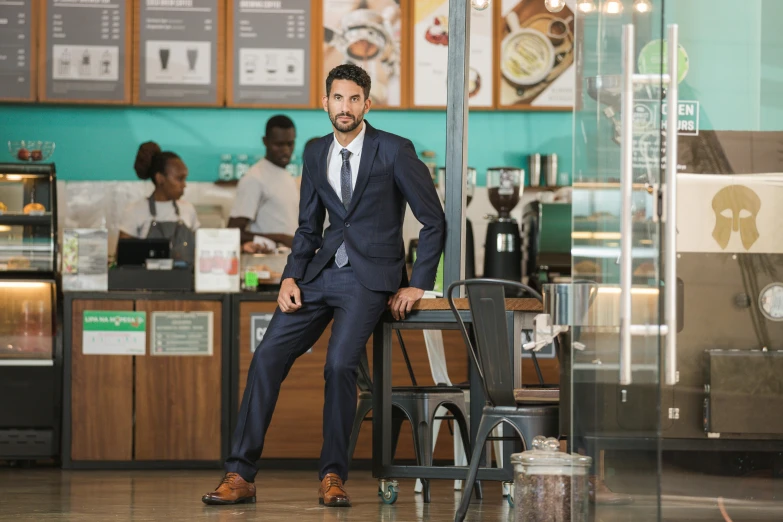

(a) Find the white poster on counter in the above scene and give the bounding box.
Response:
[62,229,109,291]
[195,228,241,293]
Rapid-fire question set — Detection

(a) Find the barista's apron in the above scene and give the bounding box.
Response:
[146,195,196,264]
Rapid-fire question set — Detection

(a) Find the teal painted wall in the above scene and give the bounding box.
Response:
[0,104,573,185]
[668,0,783,132]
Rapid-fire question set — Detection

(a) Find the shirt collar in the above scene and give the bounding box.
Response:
[332,121,366,159]
[261,157,287,173]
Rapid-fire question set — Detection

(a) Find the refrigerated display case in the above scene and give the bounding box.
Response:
[0,163,61,461]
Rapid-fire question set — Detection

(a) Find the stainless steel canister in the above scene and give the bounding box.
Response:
[528,154,542,186]
[543,154,558,186]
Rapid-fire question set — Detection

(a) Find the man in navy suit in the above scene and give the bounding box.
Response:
[203,64,445,507]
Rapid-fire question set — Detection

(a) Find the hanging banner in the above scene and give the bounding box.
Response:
[322,0,404,107]
[412,0,493,107]
[498,0,575,109]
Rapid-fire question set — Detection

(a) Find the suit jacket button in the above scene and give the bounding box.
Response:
[345,222,350,228]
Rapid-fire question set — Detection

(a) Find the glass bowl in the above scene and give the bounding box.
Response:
[8,141,55,162]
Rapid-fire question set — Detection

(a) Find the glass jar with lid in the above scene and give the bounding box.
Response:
[510,436,591,522]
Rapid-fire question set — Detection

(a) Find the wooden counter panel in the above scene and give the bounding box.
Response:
[70,300,135,461]
[134,300,223,461]
[237,303,469,460]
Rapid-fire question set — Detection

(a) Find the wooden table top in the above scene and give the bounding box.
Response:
[411,298,543,312]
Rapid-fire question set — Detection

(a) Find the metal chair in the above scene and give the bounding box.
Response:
[347,335,476,504]
[448,279,560,522]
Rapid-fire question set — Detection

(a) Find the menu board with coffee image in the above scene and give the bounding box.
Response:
[227,0,312,107]
[322,0,405,108]
[39,0,132,103]
[0,0,36,102]
[498,0,574,109]
[134,0,224,106]
[412,0,493,108]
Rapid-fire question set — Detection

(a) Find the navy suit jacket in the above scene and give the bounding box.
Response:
[281,121,445,293]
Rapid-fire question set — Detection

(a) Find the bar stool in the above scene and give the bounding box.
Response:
[347,338,474,504]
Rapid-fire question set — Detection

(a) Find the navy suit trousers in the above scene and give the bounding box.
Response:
[226,264,389,483]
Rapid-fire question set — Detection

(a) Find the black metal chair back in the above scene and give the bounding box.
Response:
[447,279,542,409]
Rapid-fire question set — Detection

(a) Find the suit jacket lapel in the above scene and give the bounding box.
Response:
[346,122,379,216]
[316,135,345,215]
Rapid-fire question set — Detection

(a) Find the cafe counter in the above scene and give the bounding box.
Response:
[62,291,557,469]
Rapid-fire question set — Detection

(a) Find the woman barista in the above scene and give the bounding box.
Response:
[119,141,200,264]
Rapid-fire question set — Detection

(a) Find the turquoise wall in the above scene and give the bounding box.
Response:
[669,0,783,132]
[0,104,573,185]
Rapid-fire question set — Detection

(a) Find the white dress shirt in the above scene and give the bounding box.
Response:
[326,121,366,199]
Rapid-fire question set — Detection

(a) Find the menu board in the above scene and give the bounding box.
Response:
[0,0,36,102]
[227,0,312,107]
[39,0,132,104]
[135,0,224,106]
[498,0,574,109]
[322,0,405,107]
[412,0,493,108]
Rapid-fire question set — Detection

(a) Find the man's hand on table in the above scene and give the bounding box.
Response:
[388,287,425,320]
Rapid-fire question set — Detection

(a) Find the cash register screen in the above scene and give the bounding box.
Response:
[116,238,170,267]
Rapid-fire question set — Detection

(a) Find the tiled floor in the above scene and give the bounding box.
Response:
[1,466,783,521]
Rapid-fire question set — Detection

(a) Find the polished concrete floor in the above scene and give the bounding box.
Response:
[1,466,783,521]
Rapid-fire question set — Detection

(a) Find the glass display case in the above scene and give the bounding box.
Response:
[0,282,55,360]
[0,163,57,273]
[0,163,59,460]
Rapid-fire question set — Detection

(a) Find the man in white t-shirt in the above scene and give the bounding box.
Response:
[228,115,300,253]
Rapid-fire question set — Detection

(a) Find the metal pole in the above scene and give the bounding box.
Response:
[443,0,471,290]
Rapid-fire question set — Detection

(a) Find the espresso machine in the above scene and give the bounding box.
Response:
[484,167,524,281]
[437,167,477,278]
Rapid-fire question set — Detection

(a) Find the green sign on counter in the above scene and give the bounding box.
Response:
[82,311,146,355]
[151,312,213,356]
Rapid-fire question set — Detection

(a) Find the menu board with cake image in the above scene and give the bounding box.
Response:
[39,0,132,104]
[498,0,574,109]
[412,0,493,108]
[134,0,224,106]
[322,0,405,107]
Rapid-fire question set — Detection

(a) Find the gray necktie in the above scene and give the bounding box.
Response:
[335,148,352,267]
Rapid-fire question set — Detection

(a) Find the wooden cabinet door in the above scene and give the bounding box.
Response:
[70,300,135,461]
[134,300,223,461]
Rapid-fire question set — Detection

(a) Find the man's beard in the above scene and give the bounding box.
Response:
[329,110,363,133]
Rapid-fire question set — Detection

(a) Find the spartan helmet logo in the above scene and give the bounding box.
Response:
[711,185,761,250]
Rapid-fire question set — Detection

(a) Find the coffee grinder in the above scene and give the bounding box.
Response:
[437,167,477,278]
[484,167,523,281]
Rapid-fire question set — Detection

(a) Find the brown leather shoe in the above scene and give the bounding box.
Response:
[588,475,633,505]
[318,473,351,507]
[202,472,256,505]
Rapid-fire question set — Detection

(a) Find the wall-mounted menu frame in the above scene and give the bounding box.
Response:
[411,0,494,109]
[496,0,574,110]
[133,0,225,106]
[0,0,37,102]
[226,0,316,108]
[38,0,133,104]
[320,0,409,109]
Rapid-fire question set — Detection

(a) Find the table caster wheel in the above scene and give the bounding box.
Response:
[504,482,514,507]
[378,479,399,505]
